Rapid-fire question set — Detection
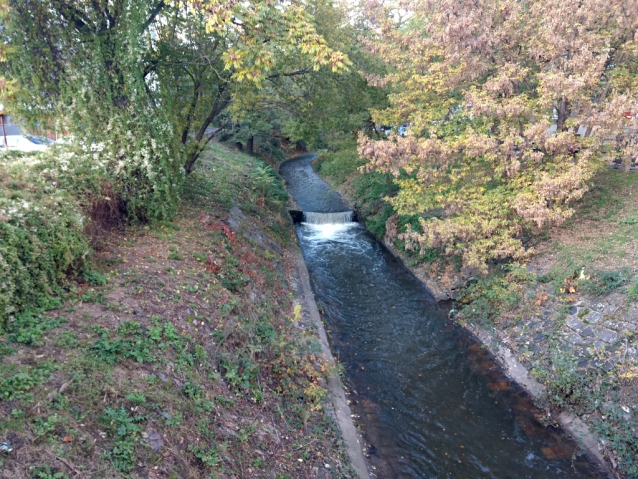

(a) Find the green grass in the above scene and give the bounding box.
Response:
[0,143,352,478]
[184,144,291,246]
[538,168,638,297]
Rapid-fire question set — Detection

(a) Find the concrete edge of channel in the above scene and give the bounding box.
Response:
[382,233,616,477]
[279,153,615,478]
[292,251,371,479]
[469,326,617,479]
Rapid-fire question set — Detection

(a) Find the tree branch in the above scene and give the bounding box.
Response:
[142,1,166,31]
[56,3,92,33]
[266,69,310,80]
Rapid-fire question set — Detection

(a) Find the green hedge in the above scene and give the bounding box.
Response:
[0,152,90,327]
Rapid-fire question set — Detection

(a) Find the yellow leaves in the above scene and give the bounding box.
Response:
[190,0,350,87]
[618,366,638,381]
[292,304,302,323]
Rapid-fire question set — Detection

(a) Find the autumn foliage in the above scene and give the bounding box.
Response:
[359,0,638,271]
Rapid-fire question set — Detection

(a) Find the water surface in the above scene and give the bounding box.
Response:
[281,155,603,478]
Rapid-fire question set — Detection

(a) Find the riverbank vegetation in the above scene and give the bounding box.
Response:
[0,145,354,478]
[0,1,366,475]
[3,0,638,476]
[313,1,638,476]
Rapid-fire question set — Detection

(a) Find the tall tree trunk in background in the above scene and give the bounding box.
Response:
[247,136,254,154]
[556,98,571,132]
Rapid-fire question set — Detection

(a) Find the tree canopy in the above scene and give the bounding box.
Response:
[0,0,353,170]
[3,0,636,271]
[0,0,363,221]
[358,0,638,270]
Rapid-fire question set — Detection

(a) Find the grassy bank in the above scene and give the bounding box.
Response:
[315,140,638,477]
[0,144,353,478]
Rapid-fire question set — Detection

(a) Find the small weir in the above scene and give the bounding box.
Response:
[304,211,355,224]
[280,154,605,478]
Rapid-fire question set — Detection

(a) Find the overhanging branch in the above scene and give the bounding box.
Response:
[142,1,166,31]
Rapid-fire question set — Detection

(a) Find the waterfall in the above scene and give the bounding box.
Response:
[303,211,355,224]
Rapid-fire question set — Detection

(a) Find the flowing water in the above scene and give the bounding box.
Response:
[280,154,604,479]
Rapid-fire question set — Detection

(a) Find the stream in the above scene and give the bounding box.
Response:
[280,154,604,479]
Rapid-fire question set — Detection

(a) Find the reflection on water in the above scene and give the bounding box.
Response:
[281,156,604,479]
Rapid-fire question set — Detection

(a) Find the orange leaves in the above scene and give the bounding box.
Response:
[535,294,548,306]
[201,215,237,244]
[356,0,638,270]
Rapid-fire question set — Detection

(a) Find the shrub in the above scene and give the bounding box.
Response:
[0,105,184,329]
[0,153,90,328]
[542,350,592,414]
[578,269,628,296]
[315,139,366,185]
[457,265,532,326]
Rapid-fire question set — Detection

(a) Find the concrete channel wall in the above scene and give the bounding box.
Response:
[280,153,615,478]
[290,248,371,479]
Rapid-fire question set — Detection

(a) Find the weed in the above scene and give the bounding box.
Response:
[80,289,107,304]
[592,402,638,476]
[182,380,205,400]
[101,406,145,473]
[192,252,207,262]
[90,322,153,364]
[164,412,183,427]
[457,266,530,326]
[125,392,146,404]
[83,270,108,286]
[30,465,69,479]
[0,362,58,400]
[578,269,628,296]
[189,443,221,467]
[219,256,249,293]
[214,396,235,407]
[32,414,61,441]
[6,311,66,346]
[168,246,182,261]
[55,331,80,349]
[537,349,593,414]
[11,408,25,420]
[0,342,16,357]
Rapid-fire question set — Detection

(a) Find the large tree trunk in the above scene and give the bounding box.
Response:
[246,136,254,154]
[556,98,571,132]
[386,172,393,197]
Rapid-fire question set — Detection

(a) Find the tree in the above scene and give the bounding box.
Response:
[216,0,388,160]
[358,0,638,271]
[0,0,351,177]
[0,0,185,221]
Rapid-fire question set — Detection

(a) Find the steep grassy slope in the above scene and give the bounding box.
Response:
[0,144,353,479]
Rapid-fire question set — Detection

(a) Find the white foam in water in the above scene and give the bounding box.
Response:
[303,211,354,224]
[301,211,358,242]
